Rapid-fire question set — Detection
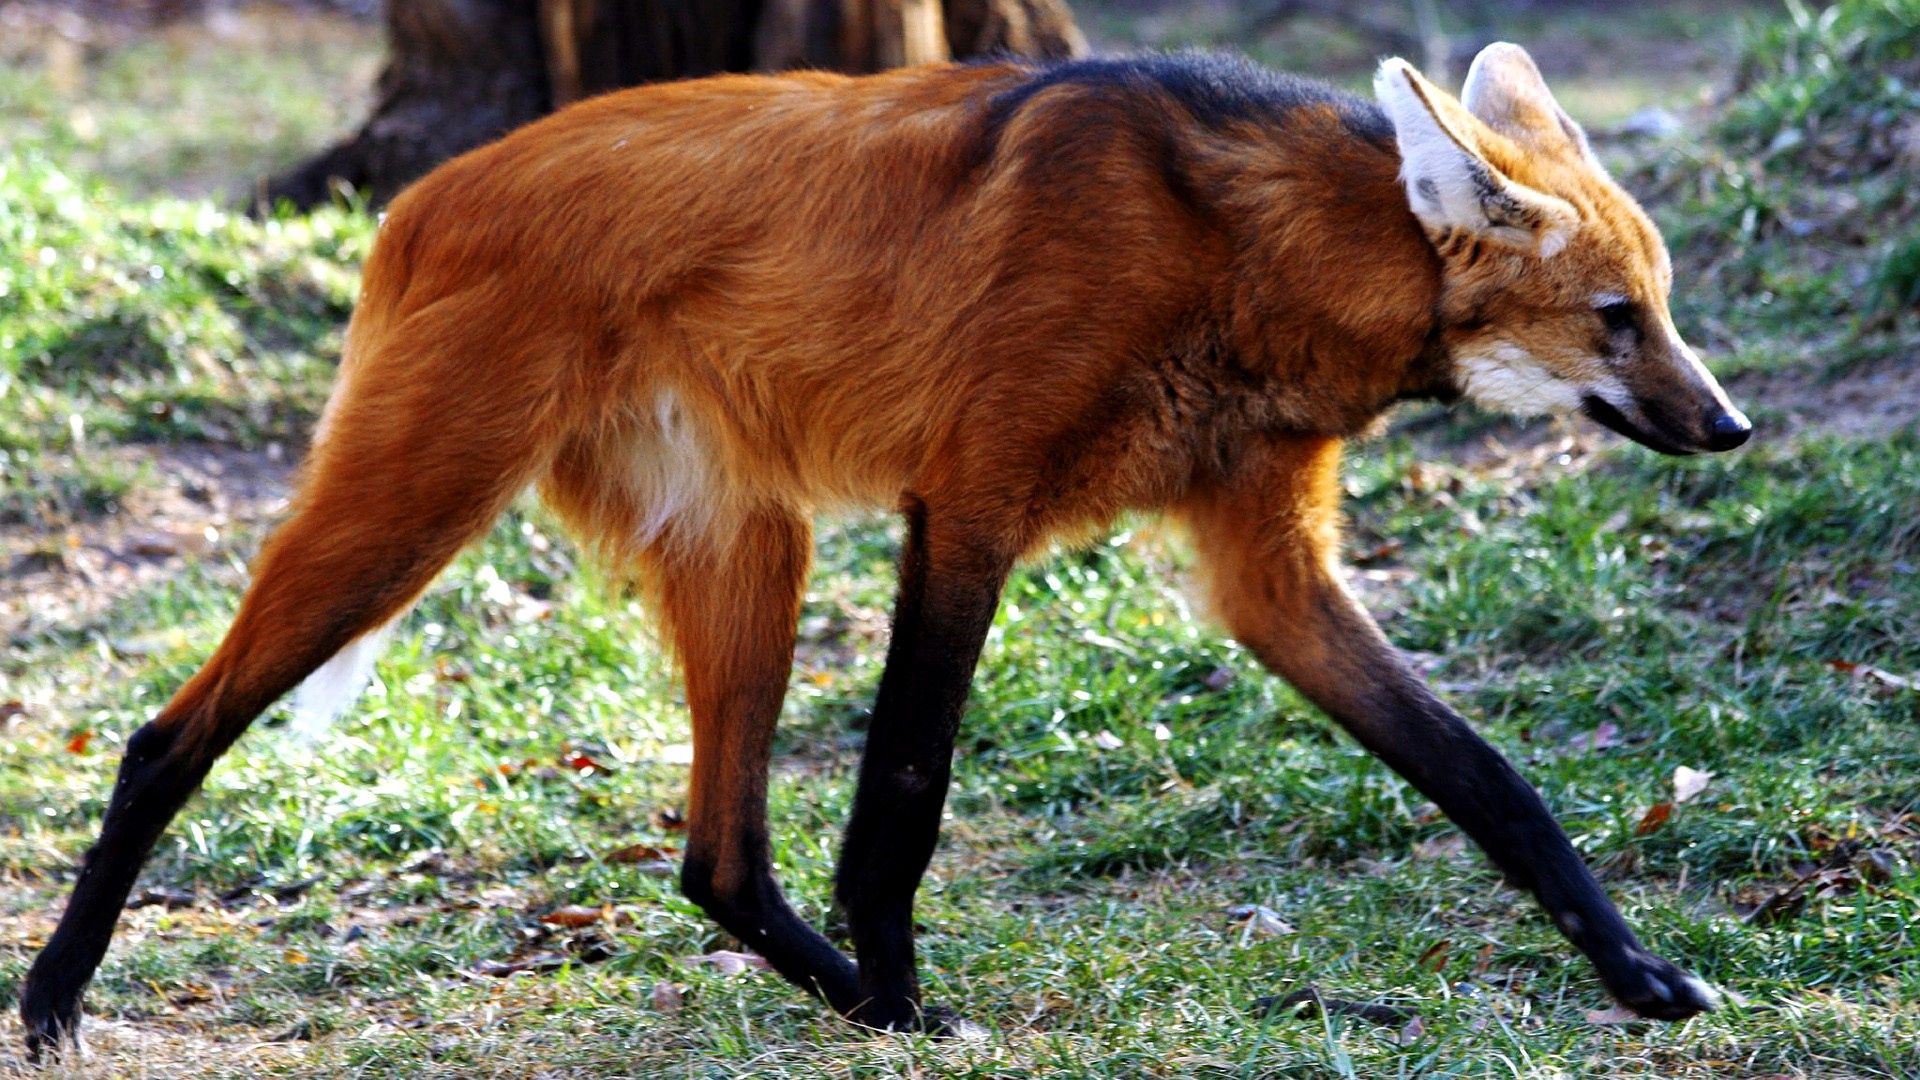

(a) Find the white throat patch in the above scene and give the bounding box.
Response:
[1456,344,1583,417]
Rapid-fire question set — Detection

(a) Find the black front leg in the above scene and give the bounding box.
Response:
[1334,667,1719,1018]
[1257,591,1717,1019]
[1178,445,1716,1021]
[833,501,1011,1030]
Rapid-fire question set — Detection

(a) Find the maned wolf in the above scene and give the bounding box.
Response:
[24,43,1746,1055]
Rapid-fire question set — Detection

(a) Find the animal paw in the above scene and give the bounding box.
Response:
[1600,950,1720,1021]
[20,976,83,1063]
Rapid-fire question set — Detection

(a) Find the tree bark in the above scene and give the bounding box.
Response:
[261,0,1085,211]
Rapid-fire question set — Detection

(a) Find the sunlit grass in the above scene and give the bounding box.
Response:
[3,4,1918,1076]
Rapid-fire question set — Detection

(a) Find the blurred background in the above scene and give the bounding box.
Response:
[3,1,1918,1076]
[0,0,1806,203]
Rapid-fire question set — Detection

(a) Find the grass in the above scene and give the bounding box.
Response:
[3,3,1919,1077]
[1635,0,1920,375]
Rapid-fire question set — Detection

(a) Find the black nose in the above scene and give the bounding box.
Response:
[1705,409,1752,451]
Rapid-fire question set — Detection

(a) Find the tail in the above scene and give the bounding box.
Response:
[289,621,395,738]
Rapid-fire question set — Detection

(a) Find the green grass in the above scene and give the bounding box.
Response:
[0,9,377,201]
[1637,0,1920,375]
[0,151,370,528]
[3,5,1919,1077]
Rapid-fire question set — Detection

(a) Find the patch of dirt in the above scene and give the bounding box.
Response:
[1,442,294,645]
[1728,356,1920,442]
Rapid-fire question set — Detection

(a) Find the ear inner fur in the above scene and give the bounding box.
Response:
[1373,57,1578,256]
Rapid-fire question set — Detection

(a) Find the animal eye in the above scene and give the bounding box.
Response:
[1595,299,1638,336]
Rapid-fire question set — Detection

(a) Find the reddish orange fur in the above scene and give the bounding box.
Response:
[25,55,1739,1054]
[144,57,1454,904]
[138,58,1455,809]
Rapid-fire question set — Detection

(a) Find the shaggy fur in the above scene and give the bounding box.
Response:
[23,46,1747,1058]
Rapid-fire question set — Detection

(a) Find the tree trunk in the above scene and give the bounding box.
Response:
[261,0,1085,211]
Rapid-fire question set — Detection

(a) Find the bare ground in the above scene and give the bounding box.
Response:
[3,443,292,645]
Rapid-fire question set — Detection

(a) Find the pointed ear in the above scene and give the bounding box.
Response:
[1460,42,1599,166]
[1374,57,1579,257]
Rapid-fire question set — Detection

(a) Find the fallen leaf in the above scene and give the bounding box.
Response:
[1200,666,1237,692]
[1470,941,1496,976]
[1398,1014,1427,1045]
[1827,659,1915,690]
[128,527,215,559]
[651,980,684,1014]
[282,948,309,964]
[1672,766,1713,805]
[682,950,771,975]
[604,843,678,864]
[1635,802,1673,835]
[1858,848,1898,883]
[559,749,615,774]
[1585,1004,1643,1025]
[162,982,215,1006]
[1225,904,1294,937]
[1417,939,1452,972]
[539,904,608,928]
[1742,864,1864,925]
[65,730,92,754]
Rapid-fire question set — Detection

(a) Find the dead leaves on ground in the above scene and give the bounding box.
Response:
[1635,801,1674,836]
[1826,658,1916,692]
[681,949,772,975]
[539,903,615,929]
[1736,836,1909,926]
[472,892,773,995]
[472,904,626,978]
[1672,766,1714,804]
[603,841,679,877]
[1631,765,1716,838]
[1224,903,1294,940]
[1582,1003,1646,1025]
[478,744,619,788]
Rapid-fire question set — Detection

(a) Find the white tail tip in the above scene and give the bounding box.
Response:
[288,625,393,740]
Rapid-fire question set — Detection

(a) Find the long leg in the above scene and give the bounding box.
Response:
[20,323,561,1059]
[833,499,1013,1029]
[1178,435,1716,1020]
[658,509,862,1012]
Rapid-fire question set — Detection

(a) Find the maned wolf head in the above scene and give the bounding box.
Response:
[1377,43,1751,455]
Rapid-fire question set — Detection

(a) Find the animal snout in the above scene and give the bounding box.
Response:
[1703,407,1752,452]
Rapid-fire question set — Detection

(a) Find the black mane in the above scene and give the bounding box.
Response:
[982,51,1392,144]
